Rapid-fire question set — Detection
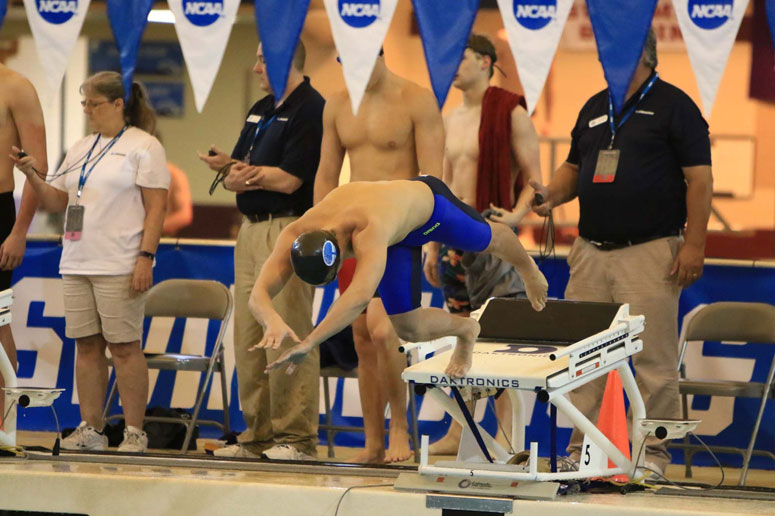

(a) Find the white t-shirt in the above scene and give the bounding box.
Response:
[50,127,170,275]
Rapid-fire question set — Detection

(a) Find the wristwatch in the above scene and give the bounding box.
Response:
[138,250,155,260]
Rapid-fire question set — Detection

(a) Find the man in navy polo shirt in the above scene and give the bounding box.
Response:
[532,29,713,476]
[199,40,324,461]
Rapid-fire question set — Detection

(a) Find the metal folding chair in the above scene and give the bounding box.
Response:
[102,279,233,453]
[672,302,775,485]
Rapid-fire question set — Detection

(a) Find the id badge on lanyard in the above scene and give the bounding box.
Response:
[593,73,658,184]
[64,205,85,241]
[593,149,620,183]
[64,126,127,241]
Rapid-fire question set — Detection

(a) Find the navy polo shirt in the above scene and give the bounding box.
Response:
[567,72,711,243]
[231,77,325,217]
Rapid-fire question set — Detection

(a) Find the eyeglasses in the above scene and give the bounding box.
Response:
[80,99,111,109]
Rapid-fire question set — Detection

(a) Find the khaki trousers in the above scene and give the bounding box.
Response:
[564,236,682,470]
[233,216,318,455]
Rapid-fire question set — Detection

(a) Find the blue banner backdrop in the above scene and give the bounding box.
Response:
[7,240,775,468]
[254,0,310,102]
[586,0,658,114]
[105,0,154,100]
[0,0,6,30]
[411,0,480,107]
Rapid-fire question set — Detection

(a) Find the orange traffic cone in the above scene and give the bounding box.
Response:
[596,370,631,482]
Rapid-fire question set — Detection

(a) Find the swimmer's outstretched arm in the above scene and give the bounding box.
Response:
[265,229,387,373]
[248,224,302,348]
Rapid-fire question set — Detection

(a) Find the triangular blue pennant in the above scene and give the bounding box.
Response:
[412,0,479,107]
[106,0,154,101]
[0,1,7,31]
[586,0,657,114]
[254,0,310,102]
[767,0,775,51]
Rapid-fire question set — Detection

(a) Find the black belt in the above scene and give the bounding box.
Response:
[584,230,680,251]
[244,209,298,223]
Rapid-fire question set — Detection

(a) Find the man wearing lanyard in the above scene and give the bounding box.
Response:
[198,40,325,460]
[532,29,713,476]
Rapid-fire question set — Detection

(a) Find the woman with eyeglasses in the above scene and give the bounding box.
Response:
[11,71,169,453]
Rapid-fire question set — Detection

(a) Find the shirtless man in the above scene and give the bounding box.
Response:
[314,52,444,463]
[424,34,544,455]
[0,64,48,416]
[248,177,548,382]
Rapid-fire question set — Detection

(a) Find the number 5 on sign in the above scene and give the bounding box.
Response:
[579,434,607,472]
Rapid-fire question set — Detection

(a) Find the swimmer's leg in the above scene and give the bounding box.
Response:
[483,221,548,311]
[379,244,478,378]
[366,299,412,463]
[389,308,480,379]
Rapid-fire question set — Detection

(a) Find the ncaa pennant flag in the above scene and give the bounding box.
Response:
[169,0,239,112]
[587,0,657,114]
[22,0,91,93]
[413,0,479,107]
[674,0,749,116]
[496,0,572,114]
[255,0,310,102]
[324,0,399,114]
[106,0,154,101]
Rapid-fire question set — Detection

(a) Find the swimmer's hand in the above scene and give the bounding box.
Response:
[265,341,315,374]
[249,317,301,351]
[486,203,522,227]
[423,246,441,288]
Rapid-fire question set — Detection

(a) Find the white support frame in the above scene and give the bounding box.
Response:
[405,301,650,483]
[0,288,18,448]
[417,359,647,482]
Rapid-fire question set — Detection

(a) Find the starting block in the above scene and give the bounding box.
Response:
[401,298,654,487]
[1,289,65,451]
[1,288,18,447]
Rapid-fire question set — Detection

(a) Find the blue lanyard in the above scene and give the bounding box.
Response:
[248,114,276,154]
[77,125,127,200]
[607,72,658,149]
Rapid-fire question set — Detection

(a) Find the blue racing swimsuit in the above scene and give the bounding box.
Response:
[377,175,492,315]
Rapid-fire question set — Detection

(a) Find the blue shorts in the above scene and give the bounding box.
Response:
[377,176,492,315]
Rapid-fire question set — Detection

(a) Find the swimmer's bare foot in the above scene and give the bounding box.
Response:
[428,422,462,455]
[523,263,548,311]
[385,422,412,463]
[348,447,385,464]
[444,318,480,379]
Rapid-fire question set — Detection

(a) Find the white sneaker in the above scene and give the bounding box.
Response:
[261,444,316,461]
[61,421,108,451]
[213,444,262,458]
[118,426,148,453]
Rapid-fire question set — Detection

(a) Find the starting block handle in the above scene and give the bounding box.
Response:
[399,337,455,358]
[0,288,12,310]
[549,322,628,361]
